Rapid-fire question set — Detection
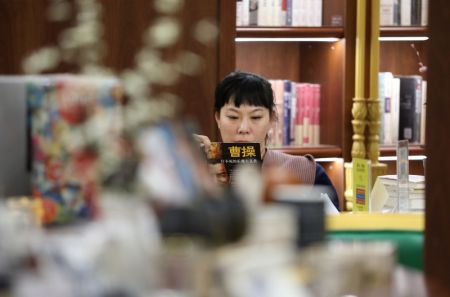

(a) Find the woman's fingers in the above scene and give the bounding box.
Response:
[193,134,211,152]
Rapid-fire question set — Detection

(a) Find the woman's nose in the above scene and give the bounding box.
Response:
[238,119,250,133]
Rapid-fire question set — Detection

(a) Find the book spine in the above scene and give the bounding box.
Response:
[249,0,258,25]
[258,0,270,26]
[393,0,400,25]
[413,75,422,143]
[286,0,293,25]
[312,84,321,145]
[391,77,401,143]
[283,80,292,145]
[294,83,305,146]
[401,0,411,26]
[421,0,428,26]
[242,0,250,26]
[381,72,394,144]
[398,75,422,143]
[378,72,386,144]
[303,83,312,145]
[236,0,243,26]
[411,0,421,26]
[380,0,395,26]
[313,0,322,26]
[280,0,287,26]
[289,81,297,143]
[420,80,427,144]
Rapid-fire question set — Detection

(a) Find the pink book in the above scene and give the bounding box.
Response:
[294,83,306,146]
[303,83,313,146]
[312,84,321,145]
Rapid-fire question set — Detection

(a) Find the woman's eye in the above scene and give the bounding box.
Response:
[251,116,262,120]
[227,115,238,120]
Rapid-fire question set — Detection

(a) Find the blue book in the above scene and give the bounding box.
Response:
[283,80,292,146]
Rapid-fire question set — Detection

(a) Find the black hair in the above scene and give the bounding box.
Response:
[214,71,275,115]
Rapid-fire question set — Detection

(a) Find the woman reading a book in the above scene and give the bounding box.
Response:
[194,71,340,211]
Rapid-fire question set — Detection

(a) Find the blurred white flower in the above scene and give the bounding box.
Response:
[175,51,204,76]
[154,0,184,14]
[22,47,61,74]
[145,17,180,48]
[121,70,151,100]
[193,19,218,45]
[47,0,72,22]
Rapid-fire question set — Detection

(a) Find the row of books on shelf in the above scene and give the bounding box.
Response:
[378,72,426,145]
[380,0,428,26]
[268,79,320,147]
[236,0,322,27]
[236,0,428,28]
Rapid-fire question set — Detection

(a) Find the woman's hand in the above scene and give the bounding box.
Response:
[193,134,211,153]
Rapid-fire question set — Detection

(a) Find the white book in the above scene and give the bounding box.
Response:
[390,77,401,144]
[421,0,428,26]
[401,0,411,26]
[380,0,395,26]
[257,0,271,26]
[292,0,308,26]
[291,0,302,26]
[313,0,322,26]
[236,0,243,26]
[381,72,394,144]
[242,0,250,26]
[305,0,313,26]
[275,0,284,26]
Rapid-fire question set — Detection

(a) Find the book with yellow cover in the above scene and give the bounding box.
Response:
[206,142,261,185]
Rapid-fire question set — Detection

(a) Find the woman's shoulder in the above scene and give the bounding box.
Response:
[263,149,316,184]
[263,149,316,165]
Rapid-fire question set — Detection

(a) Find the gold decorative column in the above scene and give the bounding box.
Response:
[367,0,387,187]
[345,0,367,210]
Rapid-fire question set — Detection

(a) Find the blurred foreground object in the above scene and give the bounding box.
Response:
[297,241,396,297]
[26,75,124,225]
[327,212,424,270]
[137,122,247,246]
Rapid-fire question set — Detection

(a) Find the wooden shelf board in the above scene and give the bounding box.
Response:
[236,26,345,38]
[380,144,426,156]
[380,26,428,37]
[271,145,342,158]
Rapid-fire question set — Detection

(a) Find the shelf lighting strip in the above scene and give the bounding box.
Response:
[379,155,427,161]
[314,156,427,162]
[235,37,340,42]
[379,36,429,41]
[236,37,428,42]
[315,157,343,162]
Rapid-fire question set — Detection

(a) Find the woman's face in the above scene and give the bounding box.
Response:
[215,101,273,149]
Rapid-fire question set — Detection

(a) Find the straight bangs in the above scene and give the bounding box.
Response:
[227,79,272,109]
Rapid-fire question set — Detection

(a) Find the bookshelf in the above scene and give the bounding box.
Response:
[230,1,431,208]
[378,22,429,177]
[226,0,355,208]
[234,0,355,161]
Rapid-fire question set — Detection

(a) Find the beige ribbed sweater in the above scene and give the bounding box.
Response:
[262,150,316,184]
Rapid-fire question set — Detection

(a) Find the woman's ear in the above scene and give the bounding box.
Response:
[215,111,220,128]
[270,110,278,122]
